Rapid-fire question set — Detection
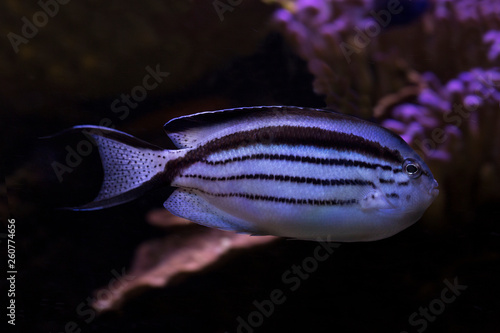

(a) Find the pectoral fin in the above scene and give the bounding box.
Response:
[360,188,395,212]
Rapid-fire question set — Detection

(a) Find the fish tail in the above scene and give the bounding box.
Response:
[71,126,172,211]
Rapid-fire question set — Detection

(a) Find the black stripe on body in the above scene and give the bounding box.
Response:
[164,126,404,183]
[202,153,394,171]
[180,173,376,187]
[194,188,359,206]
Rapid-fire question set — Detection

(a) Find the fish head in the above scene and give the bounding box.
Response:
[372,151,438,240]
[395,151,439,216]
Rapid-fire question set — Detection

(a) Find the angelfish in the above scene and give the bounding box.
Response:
[73,106,439,241]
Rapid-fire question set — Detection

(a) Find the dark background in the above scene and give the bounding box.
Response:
[2,1,500,332]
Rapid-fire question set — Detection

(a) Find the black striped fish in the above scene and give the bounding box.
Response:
[74,106,439,241]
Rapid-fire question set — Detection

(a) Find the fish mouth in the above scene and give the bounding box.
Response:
[429,179,439,198]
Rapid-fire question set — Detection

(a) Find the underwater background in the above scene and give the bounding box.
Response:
[2,0,500,332]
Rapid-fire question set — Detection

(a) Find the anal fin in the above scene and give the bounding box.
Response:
[164,189,260,234]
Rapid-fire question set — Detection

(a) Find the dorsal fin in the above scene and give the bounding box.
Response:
[163,106,343,149]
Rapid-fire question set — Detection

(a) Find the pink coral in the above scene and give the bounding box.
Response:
[91,210,277,312]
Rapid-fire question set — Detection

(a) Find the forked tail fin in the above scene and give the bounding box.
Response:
[71,126,171,210]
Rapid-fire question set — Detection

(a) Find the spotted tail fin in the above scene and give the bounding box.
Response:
[71,126,172,210]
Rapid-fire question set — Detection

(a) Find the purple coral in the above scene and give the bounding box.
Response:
[272,0,500,216]
[484,30,500,61]
[272,0,500,117]
[382,68,500,162]
[379,67,500,219]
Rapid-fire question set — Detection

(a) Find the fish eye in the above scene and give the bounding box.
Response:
[403,159,422,178]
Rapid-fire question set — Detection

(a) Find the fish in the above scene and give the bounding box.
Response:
[71,106,439,242]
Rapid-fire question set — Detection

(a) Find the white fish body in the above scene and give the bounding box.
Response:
[74,106,439,241]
